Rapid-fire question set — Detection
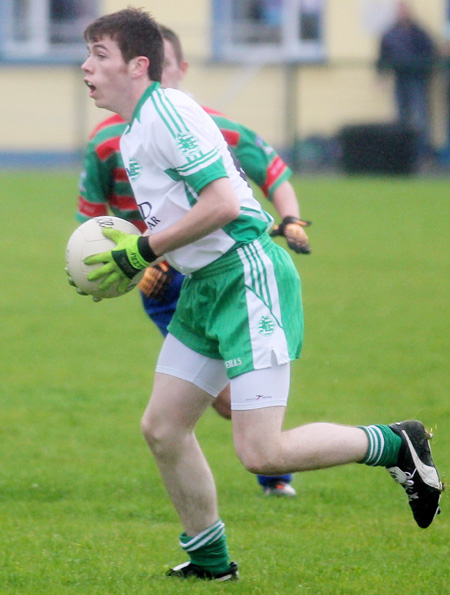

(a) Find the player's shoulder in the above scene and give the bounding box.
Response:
[204,107,247,135]
[202,105,226,118]
[157,88,204,116]
[87,114,126,162]
[89,114,127,141]
[202,105,233,125]
[145,88,213,132]
[140,87,190,121]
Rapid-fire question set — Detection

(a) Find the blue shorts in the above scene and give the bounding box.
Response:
[140,268,185,337]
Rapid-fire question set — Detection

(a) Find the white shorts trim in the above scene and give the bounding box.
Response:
[156,334,228,397]
[230,363,290,410]
[237,241,290,369]
[156,334,290,410]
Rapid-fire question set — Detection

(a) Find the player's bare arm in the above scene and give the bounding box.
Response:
[81,176,240,292]
[147,177,240,256]
[270,180,311,254]
[271,180,300,220]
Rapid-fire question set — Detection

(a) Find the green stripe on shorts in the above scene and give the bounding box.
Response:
[168,234,303,378]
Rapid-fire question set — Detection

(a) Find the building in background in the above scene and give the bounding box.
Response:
[0,0,447,168]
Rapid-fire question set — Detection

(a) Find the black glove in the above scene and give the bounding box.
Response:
[270,217,312,254]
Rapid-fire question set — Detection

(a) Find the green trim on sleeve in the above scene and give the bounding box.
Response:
[182,158,228,195]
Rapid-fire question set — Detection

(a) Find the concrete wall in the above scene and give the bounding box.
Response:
[1,0,447,162]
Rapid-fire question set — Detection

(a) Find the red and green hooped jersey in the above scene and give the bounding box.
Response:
[77,113,147,232]
[202,106,292,199]
[77,99,292,230]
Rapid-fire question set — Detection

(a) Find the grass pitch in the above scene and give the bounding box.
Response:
[0,171,448,594]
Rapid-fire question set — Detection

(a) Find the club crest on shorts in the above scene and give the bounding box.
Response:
[258,315,275,336]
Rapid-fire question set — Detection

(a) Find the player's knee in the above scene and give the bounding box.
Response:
[235,443,279,475]
[141,412,156,447]
[141,411,174,454]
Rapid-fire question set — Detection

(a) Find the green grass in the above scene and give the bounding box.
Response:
[0,171,449,594]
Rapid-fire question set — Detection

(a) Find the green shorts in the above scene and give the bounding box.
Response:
[168,233,303,379]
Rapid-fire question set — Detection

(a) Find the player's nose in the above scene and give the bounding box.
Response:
[81,55,93,73]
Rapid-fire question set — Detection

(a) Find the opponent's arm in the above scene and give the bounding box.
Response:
[77,138,112,222]
[271,180,300,219]
[270,180,312,254]
[69,137,115,300]
[209,113,312,255]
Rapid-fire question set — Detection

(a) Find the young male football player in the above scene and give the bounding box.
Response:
[76,7,442,582]
[77,24,311,496]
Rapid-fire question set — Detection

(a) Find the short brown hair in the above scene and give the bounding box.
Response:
[84,7,163,81]
[159,25,185,66]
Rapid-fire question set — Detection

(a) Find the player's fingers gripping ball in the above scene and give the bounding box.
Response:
[271,216,312,254]
[85,228,158,293]
[66,217,155,300]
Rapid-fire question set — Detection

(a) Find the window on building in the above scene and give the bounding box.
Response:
[212,0,325,63]
[0,0,98,62]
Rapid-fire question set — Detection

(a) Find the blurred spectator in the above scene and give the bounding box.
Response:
[376,1,436,163]
[438,39,450,159]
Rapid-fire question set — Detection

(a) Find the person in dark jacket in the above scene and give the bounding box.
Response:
[377,1,436,161]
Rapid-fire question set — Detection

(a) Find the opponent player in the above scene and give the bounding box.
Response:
[77,8,442,581]
[77,25,312,496]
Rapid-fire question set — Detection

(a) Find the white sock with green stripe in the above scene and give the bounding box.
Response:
[359,424,402,467]
[179,519,230,574]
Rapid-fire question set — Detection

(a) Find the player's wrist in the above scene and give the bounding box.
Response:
[282,216,301,225]
[137,235,159,264]
[281,216,312,230]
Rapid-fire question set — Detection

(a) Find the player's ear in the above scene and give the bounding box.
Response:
[180,60,189,80]
[130,56,150,79]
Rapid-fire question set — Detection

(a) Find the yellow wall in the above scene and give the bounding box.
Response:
[1,0,448,154]
[1,66,87,149]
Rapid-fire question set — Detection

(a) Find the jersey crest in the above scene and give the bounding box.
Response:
[127,159,143,181]
[176,132,201,159]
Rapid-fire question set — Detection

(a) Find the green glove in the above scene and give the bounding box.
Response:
[85,228,158,293]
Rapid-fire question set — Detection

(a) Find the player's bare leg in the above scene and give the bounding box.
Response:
[232,409,369,474]
[142,371,236,578]
[230,366,442,529]
[230,365,368,473]
[211,385,232,419]
[141,372,218,535]
[210,384,296,494]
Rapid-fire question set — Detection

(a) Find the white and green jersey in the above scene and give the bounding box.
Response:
[120,82,273,275]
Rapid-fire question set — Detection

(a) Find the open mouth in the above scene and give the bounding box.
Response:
[84,80,96,97]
